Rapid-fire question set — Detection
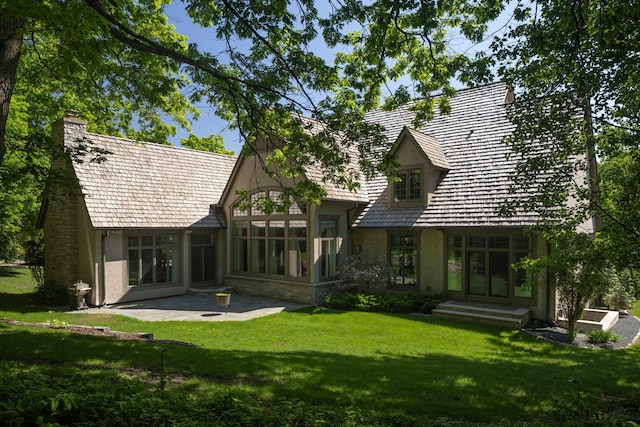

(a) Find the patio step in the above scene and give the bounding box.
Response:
[187,286,234,296]
[432,300,530,329]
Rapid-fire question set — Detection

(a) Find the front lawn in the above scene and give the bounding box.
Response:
[1,266,639,425]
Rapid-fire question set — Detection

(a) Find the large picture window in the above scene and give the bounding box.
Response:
[389,233,418,287]
[128,235,180,286]
[446,233,532,299]
[232,191,308,278]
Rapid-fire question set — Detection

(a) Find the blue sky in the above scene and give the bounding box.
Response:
[164,2,513,155]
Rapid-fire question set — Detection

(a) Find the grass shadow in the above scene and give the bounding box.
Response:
[2,322,639,423]
[0,266,22,277]
[0,292,45,314]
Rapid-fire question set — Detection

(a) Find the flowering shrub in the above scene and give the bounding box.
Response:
[339,254,391,293]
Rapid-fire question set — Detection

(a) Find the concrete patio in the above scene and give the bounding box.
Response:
[71,292,309,322]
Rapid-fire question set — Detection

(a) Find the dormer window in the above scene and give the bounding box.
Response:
[394,168,422,203]
[386,127,449,209]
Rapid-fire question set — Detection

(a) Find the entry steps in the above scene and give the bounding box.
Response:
[432,300,531,329]
[187,286,234,296]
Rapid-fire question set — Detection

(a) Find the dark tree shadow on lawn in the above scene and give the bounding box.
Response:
[2,323,639,423]
[0,266,22,277]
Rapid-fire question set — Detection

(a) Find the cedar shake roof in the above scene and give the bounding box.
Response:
[292,115,369,202]
[71,133,236,229]
[354,82,539,228]
[221,115,369,204]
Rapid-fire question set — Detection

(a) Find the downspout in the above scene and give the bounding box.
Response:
[546,241,552,323]
[346,202,363,229]
[346,203,362,256]
[100,230,107,306]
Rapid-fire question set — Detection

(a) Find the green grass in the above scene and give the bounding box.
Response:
[2,266,640,425]
[0,265,35,294]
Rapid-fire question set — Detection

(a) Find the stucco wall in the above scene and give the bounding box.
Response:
[420,229,445,294]
[351,228,446,295]
[531,234,553,321]
[101,231,187,305]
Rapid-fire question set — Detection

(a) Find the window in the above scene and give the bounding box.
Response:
[128,235,180,286]
[446,233,532,299]
[389,233,418,287]
[513,236,532,297]
[320,219,338,278]
[288,220,307,277]
[447,235,463,291]
[394,169,422,203]
[191,234,215,283]
[231,190,308,278]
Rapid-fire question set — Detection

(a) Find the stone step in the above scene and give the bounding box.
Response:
[187,287,234,296]
[436,300,530,319]
[432,300,531,329]
[432,308,527,329]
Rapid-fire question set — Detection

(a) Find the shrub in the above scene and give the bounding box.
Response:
[325,290,446,314]
[603,269,637,310]
[586,329,620,344]
[339,254,391,293]
[24,234,45,290]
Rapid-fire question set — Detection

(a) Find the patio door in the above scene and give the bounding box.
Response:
[191,234,216,284]
[466,237,509,299]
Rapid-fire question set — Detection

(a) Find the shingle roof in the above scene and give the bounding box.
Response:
[71,133,237,229]
[294,115,369,202]
[355,82,539,228]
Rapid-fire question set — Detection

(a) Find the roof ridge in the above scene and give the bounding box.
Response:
[84,132,237,159]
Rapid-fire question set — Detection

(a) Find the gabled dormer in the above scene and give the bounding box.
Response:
[387,126,449,208]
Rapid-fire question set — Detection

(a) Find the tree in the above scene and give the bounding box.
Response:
[597,129,640,272]
[180,134,234,155]
[520,230,608,341]
[1,0,198,259]
[493,0,640,334]
[494,0,640,229]
[1,0,504,258]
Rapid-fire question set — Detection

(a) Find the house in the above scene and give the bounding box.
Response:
[38,83,594,324]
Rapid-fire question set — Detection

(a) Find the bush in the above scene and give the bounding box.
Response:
[34,282,70,306]
[339,254,391,293]
[24,235,45,290]
[325,290,446,314]
[586,329,620,344]
[603,269,637,310]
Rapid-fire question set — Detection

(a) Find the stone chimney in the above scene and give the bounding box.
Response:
[42,112,88,298]
[51,110,87,150]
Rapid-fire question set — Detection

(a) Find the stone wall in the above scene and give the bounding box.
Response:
[225,275,338,305]
[43,115,87,292]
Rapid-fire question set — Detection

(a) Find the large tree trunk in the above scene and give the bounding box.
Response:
[0,13,26,167]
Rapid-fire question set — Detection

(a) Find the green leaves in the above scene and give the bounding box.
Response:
[180,133,234,155]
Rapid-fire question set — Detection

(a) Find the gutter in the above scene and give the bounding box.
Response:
[346,202,366,229]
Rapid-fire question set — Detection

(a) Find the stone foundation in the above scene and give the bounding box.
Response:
[224,276,340,305]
